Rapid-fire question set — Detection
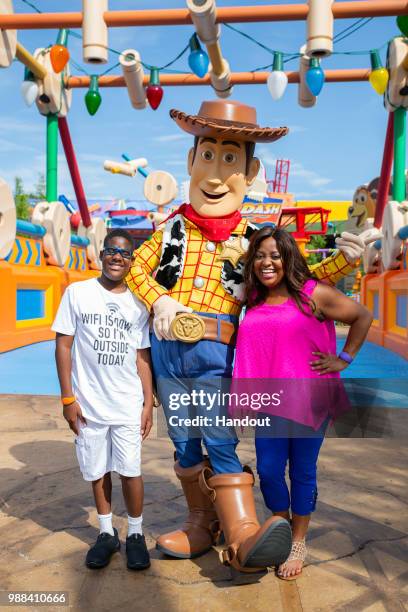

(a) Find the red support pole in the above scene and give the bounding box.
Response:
[374,113,394,229]
[58,116,92,228]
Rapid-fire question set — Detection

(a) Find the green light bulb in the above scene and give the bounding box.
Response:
[85,75,102,116]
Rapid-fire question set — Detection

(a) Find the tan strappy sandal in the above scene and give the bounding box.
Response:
[277,539,307,580]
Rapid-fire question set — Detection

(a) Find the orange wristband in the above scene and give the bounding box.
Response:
[61,396,76,406]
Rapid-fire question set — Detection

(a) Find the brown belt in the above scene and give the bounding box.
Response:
[170,313,237,345]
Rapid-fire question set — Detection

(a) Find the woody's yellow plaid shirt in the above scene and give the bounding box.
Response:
[126,217,355,315]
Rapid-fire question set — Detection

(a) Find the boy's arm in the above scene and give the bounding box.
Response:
[136,347,154,440]
[55,332,75,397]
[55,332,87,435]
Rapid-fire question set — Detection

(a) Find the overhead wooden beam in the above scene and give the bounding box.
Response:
[0,1,407,29]
[66,69,370,88]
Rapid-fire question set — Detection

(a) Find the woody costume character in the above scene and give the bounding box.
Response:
[126,100,372,572]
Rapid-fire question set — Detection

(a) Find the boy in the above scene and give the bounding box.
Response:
[53,228,153,570]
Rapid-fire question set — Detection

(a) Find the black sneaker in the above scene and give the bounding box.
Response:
[126,534,151,570]
[86,528,120,569]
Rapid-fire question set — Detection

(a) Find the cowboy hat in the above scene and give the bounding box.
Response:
[170,100,288,143]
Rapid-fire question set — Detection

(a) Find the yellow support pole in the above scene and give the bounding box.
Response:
[206,41,224,76]
[15,42,47,79]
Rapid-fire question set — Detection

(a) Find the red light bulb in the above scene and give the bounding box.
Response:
[146,85,163,110]
[146,68,163,110]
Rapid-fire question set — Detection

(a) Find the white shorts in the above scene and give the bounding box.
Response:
[75,420,142,481]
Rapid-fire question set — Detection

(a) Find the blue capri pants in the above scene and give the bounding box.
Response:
[255,416,327,516]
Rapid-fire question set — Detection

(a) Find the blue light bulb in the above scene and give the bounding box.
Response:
[188,49,209,78]
[305,58,325,96]
[188,33,209,78]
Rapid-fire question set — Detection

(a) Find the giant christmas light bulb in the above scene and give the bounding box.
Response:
[21,68,38,106]
[85,75,102,115]
[146,68,163,110]
[188,33,209,78]
[50,29,70,74]
[305,57,325,96]
[267,52,288,101]
[369,50,389,95]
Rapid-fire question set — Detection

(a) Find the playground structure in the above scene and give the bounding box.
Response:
[0,1,407,358]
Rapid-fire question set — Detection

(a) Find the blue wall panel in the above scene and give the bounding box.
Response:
[373,292,379,320]
[396,294,407,328]
[16,289,45,321]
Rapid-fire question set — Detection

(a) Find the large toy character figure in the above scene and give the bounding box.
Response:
[127,100,366,572]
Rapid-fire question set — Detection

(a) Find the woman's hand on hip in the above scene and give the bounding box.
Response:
[310,351,349,374]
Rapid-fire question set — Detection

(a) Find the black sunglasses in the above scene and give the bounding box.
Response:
[102,247,133,260]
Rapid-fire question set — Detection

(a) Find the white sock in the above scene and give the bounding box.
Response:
[98,512,114,536]
[128,514,143,537]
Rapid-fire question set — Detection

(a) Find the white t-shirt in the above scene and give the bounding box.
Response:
[52,278,150,425]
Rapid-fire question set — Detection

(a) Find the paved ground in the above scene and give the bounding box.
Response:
[0,395,407,612]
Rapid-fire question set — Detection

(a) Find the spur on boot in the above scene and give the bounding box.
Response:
[199,466,292,573]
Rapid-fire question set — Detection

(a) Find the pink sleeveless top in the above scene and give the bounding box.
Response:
[232,279,349,429]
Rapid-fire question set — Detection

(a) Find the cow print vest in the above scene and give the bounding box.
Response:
[155,214,258,302]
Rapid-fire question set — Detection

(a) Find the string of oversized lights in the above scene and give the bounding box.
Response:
[18,0,408,115]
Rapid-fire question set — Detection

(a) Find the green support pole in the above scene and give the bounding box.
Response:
[46,113,58,202]
[393,107,406,203]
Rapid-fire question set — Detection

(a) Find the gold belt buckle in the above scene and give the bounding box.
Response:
[170,313,206,343]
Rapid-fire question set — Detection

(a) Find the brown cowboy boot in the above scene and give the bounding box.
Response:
[156,460,219,559]
[199,466,292,572]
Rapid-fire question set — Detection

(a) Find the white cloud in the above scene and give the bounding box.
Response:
[164,160,187,167]
[321,188,354,198]
[78,153,108,163]
[152,133,190,143]
[255,155,331,189]
[255,147,277,169]
[311,177,332,187]
[294,187,353,200]
[0,118,43,134]
[295,192,320,199]
[0,138,36,153]
[287,125,307,134]
[290,161,332,187]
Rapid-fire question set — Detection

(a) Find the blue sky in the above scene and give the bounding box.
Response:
[0,0,401,204]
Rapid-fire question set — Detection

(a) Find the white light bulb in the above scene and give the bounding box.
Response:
[267,71,288,101]
[21,80,39,107]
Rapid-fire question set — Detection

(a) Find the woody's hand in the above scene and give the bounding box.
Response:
[335,229,382,265]
[152,295,193,341]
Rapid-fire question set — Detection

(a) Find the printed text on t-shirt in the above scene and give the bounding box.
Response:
[81,312,134,366]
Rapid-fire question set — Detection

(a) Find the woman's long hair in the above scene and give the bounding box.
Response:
[244,226,316,313]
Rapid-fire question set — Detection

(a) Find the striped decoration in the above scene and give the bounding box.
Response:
[4,237,44,267]
[67,246,88,271]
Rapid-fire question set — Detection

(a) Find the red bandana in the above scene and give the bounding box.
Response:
[164,203,242,242]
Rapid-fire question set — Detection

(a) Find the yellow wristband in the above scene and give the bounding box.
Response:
[61,396,76,406]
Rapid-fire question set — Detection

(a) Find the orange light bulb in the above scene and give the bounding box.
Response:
[50,44,70,73]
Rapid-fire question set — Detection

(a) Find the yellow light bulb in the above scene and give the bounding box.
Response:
[369,68,389,95]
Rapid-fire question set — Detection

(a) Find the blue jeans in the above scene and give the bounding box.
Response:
[151,313,242,474]
[255,416,327,516]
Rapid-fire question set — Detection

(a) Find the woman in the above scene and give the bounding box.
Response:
[233,226,373,580]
